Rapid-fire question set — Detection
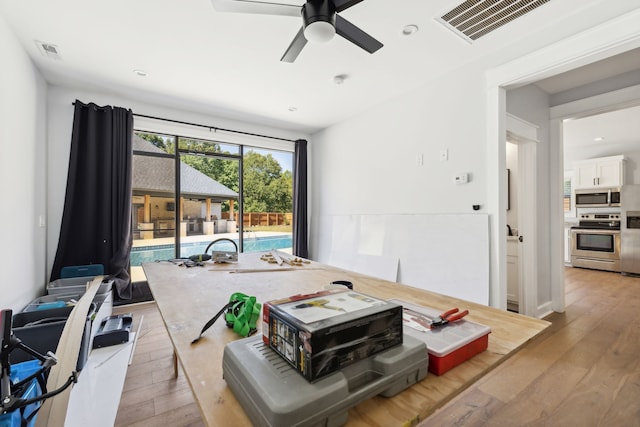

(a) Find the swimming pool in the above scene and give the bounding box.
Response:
[130,235,292,266]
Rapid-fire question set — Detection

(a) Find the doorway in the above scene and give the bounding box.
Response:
[487,12,640,317]
[506,115,539,315]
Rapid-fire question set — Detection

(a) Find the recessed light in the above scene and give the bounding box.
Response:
[402,24,419,36]
[594,137,605,142]
[288,106,297,112]
[133,69,148,77]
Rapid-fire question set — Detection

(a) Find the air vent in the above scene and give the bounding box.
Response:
[438,0,551,42]
[35,40,61,60]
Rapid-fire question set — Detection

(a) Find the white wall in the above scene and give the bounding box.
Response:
[310,63,490,299]
[0,14,48,311]
[46,86,309,279]
[624,150,640,184]
[311,65,486,218]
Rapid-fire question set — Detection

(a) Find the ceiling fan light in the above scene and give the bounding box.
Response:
[304,20,335,43]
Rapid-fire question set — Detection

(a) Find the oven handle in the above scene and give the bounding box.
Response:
[573,256,617,264]
[571,229,620,235]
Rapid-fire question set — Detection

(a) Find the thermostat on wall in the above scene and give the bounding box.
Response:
[454,173,468,184]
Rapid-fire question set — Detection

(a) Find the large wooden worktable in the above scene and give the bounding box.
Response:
[143,253,549,426]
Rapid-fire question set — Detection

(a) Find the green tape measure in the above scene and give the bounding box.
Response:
[191,292,261,344]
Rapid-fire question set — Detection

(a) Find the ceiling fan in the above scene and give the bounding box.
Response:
[210,0,383,63]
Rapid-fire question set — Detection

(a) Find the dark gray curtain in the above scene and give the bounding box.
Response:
[51,101,134,299]
[293,139,308,258]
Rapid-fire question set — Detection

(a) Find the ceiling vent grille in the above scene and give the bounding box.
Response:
[35,40,62,60]
[439,0,551,42]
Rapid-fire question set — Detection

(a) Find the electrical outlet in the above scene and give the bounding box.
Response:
[439,149,448,162]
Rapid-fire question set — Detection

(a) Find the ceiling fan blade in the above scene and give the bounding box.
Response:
[211,0,301,17]
[331,0,365,13]
[335,14,383,54]
[281,27,308,62]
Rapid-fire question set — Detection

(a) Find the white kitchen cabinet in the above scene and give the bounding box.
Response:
[573,155,625,189]
[507,238,519,306]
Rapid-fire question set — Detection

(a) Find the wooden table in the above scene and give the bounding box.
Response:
[143,253,549,426]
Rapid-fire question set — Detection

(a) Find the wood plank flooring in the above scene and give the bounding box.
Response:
[420,267,640,427]
[112,303,203,427]
[113,267,640,426]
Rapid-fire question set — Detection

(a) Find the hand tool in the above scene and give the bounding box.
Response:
[430,308,469,328]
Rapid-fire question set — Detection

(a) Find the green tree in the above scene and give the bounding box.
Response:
[243,151,292,213]
[135,132,174,153]
[135,132,292,215]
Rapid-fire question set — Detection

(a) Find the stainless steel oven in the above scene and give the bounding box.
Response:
[571,213,621,272]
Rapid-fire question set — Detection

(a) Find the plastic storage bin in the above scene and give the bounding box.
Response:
[11,306,91,371]
[60,264,104,279]
[392,300,491,376]
[22,293,83,312]
[47,276,90,295]
[47,277,113,297]
[0,359,43,427]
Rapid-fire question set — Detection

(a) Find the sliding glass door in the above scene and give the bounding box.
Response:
[130,130,294,284]
[130,132,176,283]
[177,137,240,258]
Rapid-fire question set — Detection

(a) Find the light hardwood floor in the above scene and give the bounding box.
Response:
[112,303,203,427]
[114,267,640,426]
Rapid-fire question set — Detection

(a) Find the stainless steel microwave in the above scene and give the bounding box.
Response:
[575,188,621,208]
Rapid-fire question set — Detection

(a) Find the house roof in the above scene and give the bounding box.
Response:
[132,135,238,201]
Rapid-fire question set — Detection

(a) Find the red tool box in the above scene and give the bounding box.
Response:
[391,300,491,376]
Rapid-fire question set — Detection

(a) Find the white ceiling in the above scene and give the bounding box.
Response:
[0,0,639,136]
[534,47,640,94]
[562,104,640,165]
[533,47,640,165]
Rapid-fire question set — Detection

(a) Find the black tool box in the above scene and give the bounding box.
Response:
[92,313,132,348]
[262,289,403,381]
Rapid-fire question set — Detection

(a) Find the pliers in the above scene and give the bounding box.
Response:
[430,308,469,328]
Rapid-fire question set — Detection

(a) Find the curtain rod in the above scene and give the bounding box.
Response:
[71,102,298,143]
[133,113,298,143]
[133,113,296,142]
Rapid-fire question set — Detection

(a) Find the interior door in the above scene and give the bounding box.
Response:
[506,115,539,316]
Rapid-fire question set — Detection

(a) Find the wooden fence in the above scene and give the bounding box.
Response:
[221,212,292,227]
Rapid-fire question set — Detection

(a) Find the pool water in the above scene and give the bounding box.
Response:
[130,235,292,266]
